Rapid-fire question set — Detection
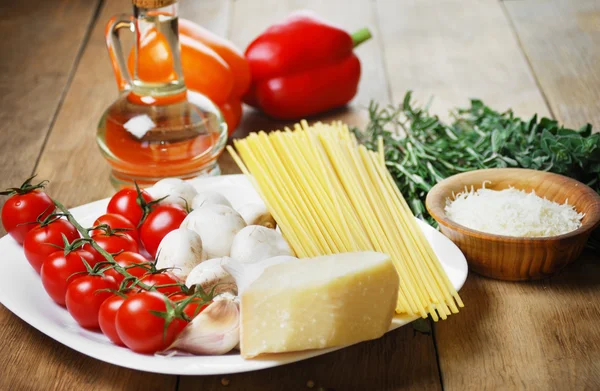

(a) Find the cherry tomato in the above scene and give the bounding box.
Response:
[103,251,149,285]
[81,244,105,265]
[98,293,130,346]
[23,219,79,273]
[116,291,187,353]
[40,249,95,306]
[139,272,183,295]
[107,188,153,227]
[139,204,187,258]
[170,293,210,320]
[91,232,139,255]
[1,190,54,245]
[65,275,118,329]
[90,213,139,243]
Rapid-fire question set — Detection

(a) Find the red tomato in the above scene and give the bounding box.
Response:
[65,275,118,329]
[23,219,79,273]
[104,251,149,285]
[139,272,183,295]
[116,291,187,353]
[91,232,139,255]
[81,244,106,265]
[170,293,210,320]
[90,213,139,243]
[106,188,153,227]
[1,190,54,244]
[139,204,187,258]
[40,249,95,306]
[98,293,129,346]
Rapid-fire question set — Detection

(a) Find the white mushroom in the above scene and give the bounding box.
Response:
[191,190,232,210]
[185,257,237,295]
[180,204,246,258]
[229,225,293,264]
[147,178,197,208]
[155,229,207,279]
[237,203,276,229]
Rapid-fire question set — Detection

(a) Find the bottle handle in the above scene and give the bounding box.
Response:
[105,14,135,92]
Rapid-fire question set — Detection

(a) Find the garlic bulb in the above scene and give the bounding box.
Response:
[166,295,240,355]
[185,257,237,295]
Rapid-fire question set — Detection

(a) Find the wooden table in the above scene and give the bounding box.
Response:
[1,0,599,389]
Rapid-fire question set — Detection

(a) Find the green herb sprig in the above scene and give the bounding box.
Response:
[353,91,600,249]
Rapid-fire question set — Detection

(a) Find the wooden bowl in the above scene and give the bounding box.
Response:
[426,168,600,281]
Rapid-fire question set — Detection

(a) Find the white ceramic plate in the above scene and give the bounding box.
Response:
[0,175,468,375]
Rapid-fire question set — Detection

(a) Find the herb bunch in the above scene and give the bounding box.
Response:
[354,91,600,248]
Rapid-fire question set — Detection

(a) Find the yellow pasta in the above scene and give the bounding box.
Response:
[227,121,463,320]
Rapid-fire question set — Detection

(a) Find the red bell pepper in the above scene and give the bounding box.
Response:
[244,11,371,120]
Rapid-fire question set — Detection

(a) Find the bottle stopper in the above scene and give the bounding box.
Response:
[132,0,176,8]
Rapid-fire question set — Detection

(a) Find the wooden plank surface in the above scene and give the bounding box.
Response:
[1,0,600,389]
[181,1,442,389]
[432,1,600,390]
[505,0,600,128]
[0,0,101,234]
[435,253,600,391]
[0,0,227,390]
[375,0,550,120]
[0,1,140,390]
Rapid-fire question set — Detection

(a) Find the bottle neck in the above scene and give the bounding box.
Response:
[131,2,186,97]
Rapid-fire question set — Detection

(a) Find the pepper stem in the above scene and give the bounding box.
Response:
[351,27,372,48]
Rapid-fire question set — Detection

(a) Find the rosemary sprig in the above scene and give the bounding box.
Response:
[353,91,600,249]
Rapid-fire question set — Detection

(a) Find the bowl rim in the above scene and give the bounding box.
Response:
[425,168,600,243]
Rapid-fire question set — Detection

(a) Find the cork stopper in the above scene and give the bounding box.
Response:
[132,0,176,8]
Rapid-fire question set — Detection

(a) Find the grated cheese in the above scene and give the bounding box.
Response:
[445,186,584,237]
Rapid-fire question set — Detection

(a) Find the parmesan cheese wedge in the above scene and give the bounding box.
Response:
[240,251,399,358]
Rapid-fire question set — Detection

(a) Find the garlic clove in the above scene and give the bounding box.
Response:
[165,296,240,355]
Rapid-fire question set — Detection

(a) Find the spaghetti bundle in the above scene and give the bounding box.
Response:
[227,121,463,320]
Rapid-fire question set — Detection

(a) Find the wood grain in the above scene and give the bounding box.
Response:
[0,0,101,233]
[0,1,141,390]
[432,1,600,389]
[0,1,176,389]
[181,1,443,390]
[1,0,599,390]
[181,329,439,391]
[0,0,228,390]
[435,258,600,390]
[375,0,550,121]
[505,0,600,129]
[426,168,600,280]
